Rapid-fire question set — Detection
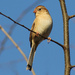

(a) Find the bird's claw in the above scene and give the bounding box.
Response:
[35,32,39,37]
[47,37,51,43]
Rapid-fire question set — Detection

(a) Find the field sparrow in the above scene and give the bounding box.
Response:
[26,5,53,71]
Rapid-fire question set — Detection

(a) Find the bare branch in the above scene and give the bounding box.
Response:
[0,58,24,67]
[0,25,35,75]
[51,39,64,48]
[69,15,75,19]
[0,0,45,53]
[69,65,75,69]
[59,0,71,75]
[0,12,64,48]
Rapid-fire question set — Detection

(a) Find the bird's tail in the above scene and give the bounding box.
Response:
[26,43,36,71]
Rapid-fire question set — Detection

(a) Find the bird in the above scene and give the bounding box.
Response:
[26,5,53,71]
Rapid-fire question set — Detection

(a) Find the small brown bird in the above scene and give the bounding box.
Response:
[26,5,53,71]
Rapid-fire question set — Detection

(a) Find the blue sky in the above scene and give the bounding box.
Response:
[0,0,75,75]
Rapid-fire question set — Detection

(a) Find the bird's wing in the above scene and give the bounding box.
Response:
[29,22,35,47]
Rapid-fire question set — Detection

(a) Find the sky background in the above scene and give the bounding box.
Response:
[0,0,75,75]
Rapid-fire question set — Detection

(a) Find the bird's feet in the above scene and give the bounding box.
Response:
[35,32,39,37]
[47,37,51,43]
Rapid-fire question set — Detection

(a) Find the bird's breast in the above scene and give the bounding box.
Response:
[35,15,52,37]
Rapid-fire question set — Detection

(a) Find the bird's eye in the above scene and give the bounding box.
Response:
[39,8,41,11]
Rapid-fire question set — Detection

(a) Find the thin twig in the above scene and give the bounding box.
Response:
[0,0,45,53]
[0,12,64,48]
[51,39,64,48]
[0,58,24,67]
[0,25,35,75]
[69,65,75,69]
[69,15,75,19]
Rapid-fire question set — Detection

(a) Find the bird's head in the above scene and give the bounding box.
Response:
[33,5,49,17]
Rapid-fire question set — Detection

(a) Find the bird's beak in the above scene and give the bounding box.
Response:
[33,10,37,13]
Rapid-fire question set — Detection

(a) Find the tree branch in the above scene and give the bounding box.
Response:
[59,0,71,75]
[0,25,35,75]
[69,65,75,69]
[69,15,75,19]
[0,0,45,53]
[0,12,64,48]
